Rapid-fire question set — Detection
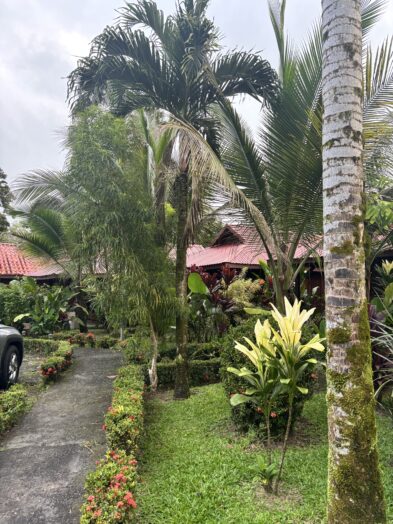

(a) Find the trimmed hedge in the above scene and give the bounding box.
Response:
[80,364,144,523]
[24,338,59,355]
[156,358,221,389]
[40,342,73,383]
[0,384,29,434]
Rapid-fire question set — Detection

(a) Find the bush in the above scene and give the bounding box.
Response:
[49,330,80,341]
[0,384,29,433]
[40,342,73,382]
[117,336,153,365]
[104,366,144,453]
[220,319,317,437]
[24,338,59,355]
[96,335,119,349]
[81,450,138,524]
[80,364,144,524]
[156,358,221,389]
[69,332,96,347]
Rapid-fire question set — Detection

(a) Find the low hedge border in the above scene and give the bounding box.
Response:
[24,338,59,355]
[0,384,30,434]
[40,342,73,383]
[80,364,144,523]
[155,358,221,389]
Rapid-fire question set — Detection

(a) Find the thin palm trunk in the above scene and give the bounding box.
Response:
[273,397,293,495]
[173,169,190,399]
[149,317,159,392]
[264,406,272,466]
[322,1,386,521]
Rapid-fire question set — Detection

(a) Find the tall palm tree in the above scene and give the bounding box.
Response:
[67,0,278,399]
[168,0,393,312]
[322,0,386,522]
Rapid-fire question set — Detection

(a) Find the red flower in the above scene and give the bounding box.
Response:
[87,495,95,503]
[270,411,278,418]
[102,424,107,431]
[256,407,263,414]
[117,501,125,508]
[93,509,102,518]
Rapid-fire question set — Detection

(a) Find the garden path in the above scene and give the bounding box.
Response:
[0,347,123,524]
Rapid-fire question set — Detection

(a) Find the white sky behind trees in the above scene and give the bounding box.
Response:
[0,0,392,182]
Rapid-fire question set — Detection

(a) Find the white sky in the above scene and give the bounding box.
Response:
[0,0,392,182]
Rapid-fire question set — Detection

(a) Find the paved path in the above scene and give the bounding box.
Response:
[0,348,123,524]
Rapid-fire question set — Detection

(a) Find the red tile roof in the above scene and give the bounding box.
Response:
[187,225,322,269]
[0,243,63,278]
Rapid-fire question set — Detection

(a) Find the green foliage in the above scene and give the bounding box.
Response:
[81,364,144,524]
[224,277,261,309]
[81,450,138,523]
[0,278,34,327]
[220,315,319,437]
[134,386,393,523]
[104,365,145,454]
[68,332,96,348]
[40,342,73,382]
[13,279,77,336]
[155,358,221,389]
[24,338,59,355]
[0,384,29,434]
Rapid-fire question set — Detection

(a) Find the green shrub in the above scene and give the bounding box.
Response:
[81,364,144,523]
[81,450,138,523]
[68,332,96,347]
[0,384,29,433]
[220,319,317,437]
[117,336,153,365]
[24,338,60,355]
[156,358,221,389]
[96,335,119,349]
[104,365,145,454]
[49,330,80,341]
[40,342,73,382]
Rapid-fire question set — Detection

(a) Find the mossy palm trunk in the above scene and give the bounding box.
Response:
[321,1,386,522]
[173,170,190,400]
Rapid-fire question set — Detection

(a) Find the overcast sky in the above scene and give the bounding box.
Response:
[1,0,392,184]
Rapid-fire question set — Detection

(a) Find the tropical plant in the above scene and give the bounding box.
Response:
[187,270,235,342]
[228,299,324,494]
[14,280,77,336]
[168,0,393,314]
[67,0,278,399]
[321,0,386,521]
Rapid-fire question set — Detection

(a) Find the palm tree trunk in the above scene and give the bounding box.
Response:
[149,318,159,392]
[322,1,386,522]
[173,170,190,400]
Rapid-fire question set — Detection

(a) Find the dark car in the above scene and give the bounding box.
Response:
[0,325,24,389]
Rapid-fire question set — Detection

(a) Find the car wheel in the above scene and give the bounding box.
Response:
[0,346,20,389]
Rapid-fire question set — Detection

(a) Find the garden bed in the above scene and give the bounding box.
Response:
[134,385,393,523]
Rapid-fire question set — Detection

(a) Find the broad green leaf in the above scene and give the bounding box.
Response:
[297,386,309,394]
[188,272,209,295]
[230,393,253,406]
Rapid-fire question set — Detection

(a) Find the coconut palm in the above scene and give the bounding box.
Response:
[168,0,393,313]
[322,0,386,521]
[67,0,279,399]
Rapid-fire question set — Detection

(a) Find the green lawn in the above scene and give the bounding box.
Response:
[135,385,393,524]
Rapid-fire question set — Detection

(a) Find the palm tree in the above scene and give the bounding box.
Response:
[168,0,393,313]
[67,0,278,399]
[322,0,386,521]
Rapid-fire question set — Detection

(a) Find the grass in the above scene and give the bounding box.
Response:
[135,384,393,524]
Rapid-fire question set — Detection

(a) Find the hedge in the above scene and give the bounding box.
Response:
[0,384,30,434]
[155,358,221,389]
[80,364,144,523]
[40,342,73,383]
[24,338,59,355]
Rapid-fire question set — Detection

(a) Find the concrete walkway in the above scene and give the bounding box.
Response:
[0,348,123,524]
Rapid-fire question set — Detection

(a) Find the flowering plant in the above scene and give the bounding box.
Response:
[81,450,138,523]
